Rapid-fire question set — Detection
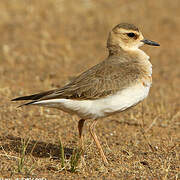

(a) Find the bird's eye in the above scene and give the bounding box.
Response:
[127,33,135,38]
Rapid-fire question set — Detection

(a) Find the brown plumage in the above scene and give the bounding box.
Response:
[112,23,139,32]
[12,55,149,103]
[12,22,151,103]
[12,23,160,165]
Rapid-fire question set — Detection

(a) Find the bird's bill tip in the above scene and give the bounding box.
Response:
[141,39,160,46]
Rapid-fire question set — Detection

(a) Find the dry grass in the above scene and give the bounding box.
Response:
[0,0,179,179]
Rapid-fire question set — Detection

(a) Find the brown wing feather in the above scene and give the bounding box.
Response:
[12,89,56,101]
[12,56,143,102]
[37,57,142,100]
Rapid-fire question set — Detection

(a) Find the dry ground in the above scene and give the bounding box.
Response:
[0,0,179,179]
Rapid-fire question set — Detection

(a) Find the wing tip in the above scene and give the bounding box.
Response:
[13,100,38,108]
[11,96,30,101]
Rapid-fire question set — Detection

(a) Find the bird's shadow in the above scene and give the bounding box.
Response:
[0,135,73,159]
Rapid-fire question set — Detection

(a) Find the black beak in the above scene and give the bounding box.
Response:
[141,39,160,46]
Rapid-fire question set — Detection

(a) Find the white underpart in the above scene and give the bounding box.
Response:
[32,82,151,119]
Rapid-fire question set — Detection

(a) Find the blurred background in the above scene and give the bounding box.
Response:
[0,0,179,178]
[0,0,179,98]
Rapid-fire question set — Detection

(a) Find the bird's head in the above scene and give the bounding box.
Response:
[107,23,160,52]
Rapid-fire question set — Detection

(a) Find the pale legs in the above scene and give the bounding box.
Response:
[78,119,108,165]
[89,120,108,165]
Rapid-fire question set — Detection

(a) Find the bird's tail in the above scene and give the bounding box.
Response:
[11,89,55,107]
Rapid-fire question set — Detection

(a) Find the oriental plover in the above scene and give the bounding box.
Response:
[12,23,160,165]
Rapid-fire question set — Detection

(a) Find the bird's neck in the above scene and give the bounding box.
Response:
[129,48,152,75]
[108,45,123,56]
[108,45,150,62]
[108,46,152,76]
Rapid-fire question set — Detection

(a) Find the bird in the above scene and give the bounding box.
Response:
[12,23,160,165]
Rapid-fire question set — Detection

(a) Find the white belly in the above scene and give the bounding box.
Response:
[32,83,151,119]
